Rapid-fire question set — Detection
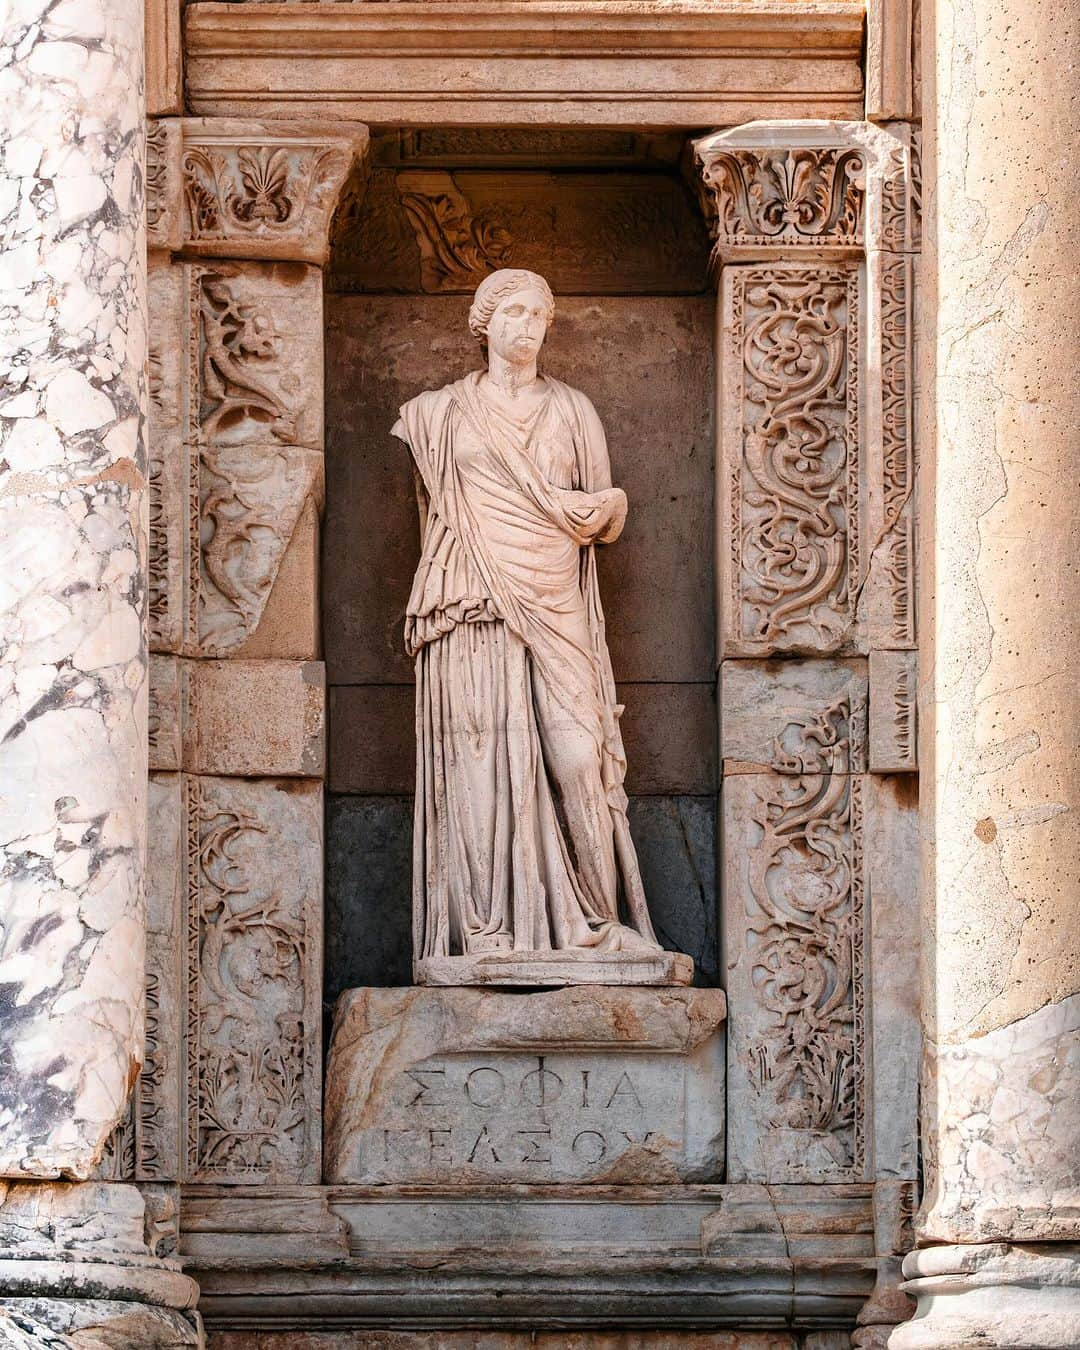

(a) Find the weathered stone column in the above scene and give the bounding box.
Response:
[891,0,1080,1342]
[0,0,201,1340]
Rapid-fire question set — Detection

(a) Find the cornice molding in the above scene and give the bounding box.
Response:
[185,0,866,127]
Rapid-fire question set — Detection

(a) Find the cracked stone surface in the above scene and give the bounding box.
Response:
[0,0,148,1175]
[916,0,1079,1250]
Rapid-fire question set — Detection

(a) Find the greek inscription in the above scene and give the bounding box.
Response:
[465,1066,505,1108]
[466,1124,501,1164]
[405,1067,447,1106]
[572,1130,608,1164]
[516,1128,553,1164]
[605,1072,643,1110]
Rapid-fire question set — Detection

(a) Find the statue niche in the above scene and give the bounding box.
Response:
[392,269,691,987]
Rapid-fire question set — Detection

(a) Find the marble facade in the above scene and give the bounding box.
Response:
[0,0,1076,1347]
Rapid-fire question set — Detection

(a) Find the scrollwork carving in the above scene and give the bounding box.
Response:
[146,121,169,232]
[185,777,321,1182]
[698,146,865,253]
[745,770,866,1176]
[728,265,860,654]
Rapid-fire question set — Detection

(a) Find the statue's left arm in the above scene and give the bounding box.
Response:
[569,390,627,543]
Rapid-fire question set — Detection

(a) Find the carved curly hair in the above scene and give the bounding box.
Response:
[468,269,555,344]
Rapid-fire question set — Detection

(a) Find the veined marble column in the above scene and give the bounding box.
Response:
[0,0,200,1339]
[893,0,1080,1342]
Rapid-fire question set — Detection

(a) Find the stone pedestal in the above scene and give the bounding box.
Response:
[324,986,725,1185]
[0,1182,201,1346]
[893,0,1080,1340]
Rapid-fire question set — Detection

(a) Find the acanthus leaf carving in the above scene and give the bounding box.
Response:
[181,138,353,258]
[396,170,512,292]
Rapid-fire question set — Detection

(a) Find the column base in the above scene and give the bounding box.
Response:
[0,1182,202,1348]
[888,1243,1080,1349]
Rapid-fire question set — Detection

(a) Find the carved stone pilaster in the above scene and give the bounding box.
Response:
[695,121,920,662]
[697,124,921,1204]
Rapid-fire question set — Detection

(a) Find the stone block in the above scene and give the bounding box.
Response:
[628,796,718,986]
[234,494,322,661]
[148,257,187,654]
[868,649,917,772]
[720,659,868,774]
[150,659,326,776]
[194,660,324,777]
[324,986,725,1185]
[323,294,714,685]
[183,776,323,1184]
[325,796,414,998]
[149,655,184,772]
[867,776,920,1181]
[328,685,415,795]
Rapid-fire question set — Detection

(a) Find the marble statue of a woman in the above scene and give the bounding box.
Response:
[393,270,691,987]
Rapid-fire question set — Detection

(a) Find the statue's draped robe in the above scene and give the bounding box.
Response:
[393,372,658,961]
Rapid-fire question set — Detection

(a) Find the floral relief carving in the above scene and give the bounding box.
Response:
[185,777,320,1183]
[396,170,512,291]
[182,141,350,246]
[771,692,867,777]
[196,442,320,655]
[879,253,915,646]
[196,273,298,445]
[745,767,865,1177]
[727,265,860,655]
[148,455,170,650]
[146,120,169,232]
[698,147,865,252]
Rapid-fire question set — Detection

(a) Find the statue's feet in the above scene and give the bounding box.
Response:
[469,932,513,953]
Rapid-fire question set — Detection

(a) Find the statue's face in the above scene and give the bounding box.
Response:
[485,285,551,365]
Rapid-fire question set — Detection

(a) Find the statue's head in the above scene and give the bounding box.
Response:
[468,269,555,366]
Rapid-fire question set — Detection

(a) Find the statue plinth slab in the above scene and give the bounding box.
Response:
[416,949,694,988]
[324,985,725,1185]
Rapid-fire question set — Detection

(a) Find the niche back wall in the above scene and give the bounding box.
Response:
[321,135,716,1000]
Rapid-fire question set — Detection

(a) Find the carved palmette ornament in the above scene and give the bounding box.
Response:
[181,135,355,261]
[697,146,865,255]
[724,264,861,656]
[185,776,322,1184]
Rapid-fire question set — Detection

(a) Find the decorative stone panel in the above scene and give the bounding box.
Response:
[147,118,367,264]
[183,775,323,1185]
[868,650,917,773]
[718,260,863,658]
[696,121,920,662]
[147,257,327,658]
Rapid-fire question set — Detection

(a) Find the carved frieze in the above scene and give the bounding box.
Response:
[147,118,367,263]
[725,767,867,1182]
[695,144,866,259]
[329,167,709,295]
[720,262,862,657]
[869,649,918,773]
[184,775,323,1184]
